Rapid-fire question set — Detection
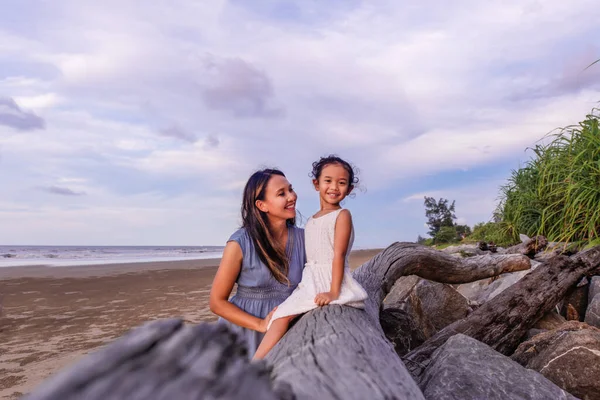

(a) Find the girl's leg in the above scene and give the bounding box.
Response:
[253,315,297,360]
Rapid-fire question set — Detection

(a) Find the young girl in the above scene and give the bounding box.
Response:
[252,155,368,359]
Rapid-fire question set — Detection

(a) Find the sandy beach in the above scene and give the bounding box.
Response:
[0,249,381,399]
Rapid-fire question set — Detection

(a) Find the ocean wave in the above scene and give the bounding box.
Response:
[0,245,225,267]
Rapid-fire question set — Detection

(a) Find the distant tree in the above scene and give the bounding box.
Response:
[455,224,472,240]
[424,196,457,237]
[435,226,458,244]
[416,235,427,244]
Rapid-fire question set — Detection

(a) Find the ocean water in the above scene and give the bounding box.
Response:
[0,245,225,268]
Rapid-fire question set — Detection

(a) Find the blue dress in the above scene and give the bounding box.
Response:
[218,226,306,357]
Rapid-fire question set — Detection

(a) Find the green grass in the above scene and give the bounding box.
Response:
[497,108,600,245]
[470,221,515,247]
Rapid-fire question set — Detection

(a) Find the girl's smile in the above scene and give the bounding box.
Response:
[314,163,353,207]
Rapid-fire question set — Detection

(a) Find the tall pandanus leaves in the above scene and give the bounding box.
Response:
[498,109,600,245]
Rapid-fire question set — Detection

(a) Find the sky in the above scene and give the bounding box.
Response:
[1,0,599,248]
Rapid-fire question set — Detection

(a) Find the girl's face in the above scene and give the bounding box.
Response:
[313,163,353,206]
[256,174,297,222]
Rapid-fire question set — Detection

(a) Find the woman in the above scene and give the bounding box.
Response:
[209,168,306,357]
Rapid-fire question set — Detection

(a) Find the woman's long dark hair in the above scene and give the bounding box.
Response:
[241,169,295,285]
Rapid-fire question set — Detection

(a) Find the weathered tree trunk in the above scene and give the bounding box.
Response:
[25,243,530,400]
[265,243,530,399]
[403,246,600,381]
[25,320,293,400]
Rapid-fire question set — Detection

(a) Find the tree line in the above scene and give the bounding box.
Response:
[417,197,472,246]
[419,106,600,248]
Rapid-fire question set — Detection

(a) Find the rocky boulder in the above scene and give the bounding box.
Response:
[379,307,426,356]
[589,276,600,304]
[383,275,420,306]
[585,276,600,328]
[419,334,576,400]
[384,277,470,338]
[511,321,600,400]
[584,296,600,329]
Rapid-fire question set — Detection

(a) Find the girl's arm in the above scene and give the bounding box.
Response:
[330,209,353,297]
[209,241,275,333]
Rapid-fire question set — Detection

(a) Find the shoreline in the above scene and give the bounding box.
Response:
[0,248,382,398]
[0,258,222,280]
[0,248,383,280]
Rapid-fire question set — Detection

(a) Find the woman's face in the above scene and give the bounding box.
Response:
[256,174,297,222]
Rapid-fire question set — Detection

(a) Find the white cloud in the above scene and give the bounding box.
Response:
[378,90,599,182]
[0,97,46,131]
[14,93,62,109]
[1,0,599,245]
[129,145,233,177]
[0,192,241,245]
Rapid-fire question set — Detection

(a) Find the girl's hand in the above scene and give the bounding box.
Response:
[257,306,278,332]
[314,292,339,306]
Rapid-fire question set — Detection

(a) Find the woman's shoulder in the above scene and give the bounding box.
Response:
[228,227,250,245]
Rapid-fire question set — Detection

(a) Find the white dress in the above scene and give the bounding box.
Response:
[268,209,368,329]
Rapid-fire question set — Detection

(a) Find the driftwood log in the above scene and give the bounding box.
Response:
[25,320,293,400]
[262,243,530,399]
[25,243,531,400]
[404,246,600,380]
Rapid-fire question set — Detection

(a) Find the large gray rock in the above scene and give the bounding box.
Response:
[379,307,426,356]
[384,277,469,338]
[456,260,540,304]
[454,277,491,303]
[512,321,600,400]
[383,275,421,306]
[420,334,576,400]
[585,277,600,327]
[589,276,600,305]
[585,296,600,328]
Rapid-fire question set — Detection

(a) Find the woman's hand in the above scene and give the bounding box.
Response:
[257,307,278,332]
[314,291,339,306]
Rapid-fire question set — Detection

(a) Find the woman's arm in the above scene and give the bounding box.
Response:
[315,209,352,305]
[209,241,275,333]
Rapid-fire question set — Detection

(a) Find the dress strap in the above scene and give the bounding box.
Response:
[328,208,344,222]
[313,208,343,220]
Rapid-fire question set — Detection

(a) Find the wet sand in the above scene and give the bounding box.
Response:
[0,249,381,399]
